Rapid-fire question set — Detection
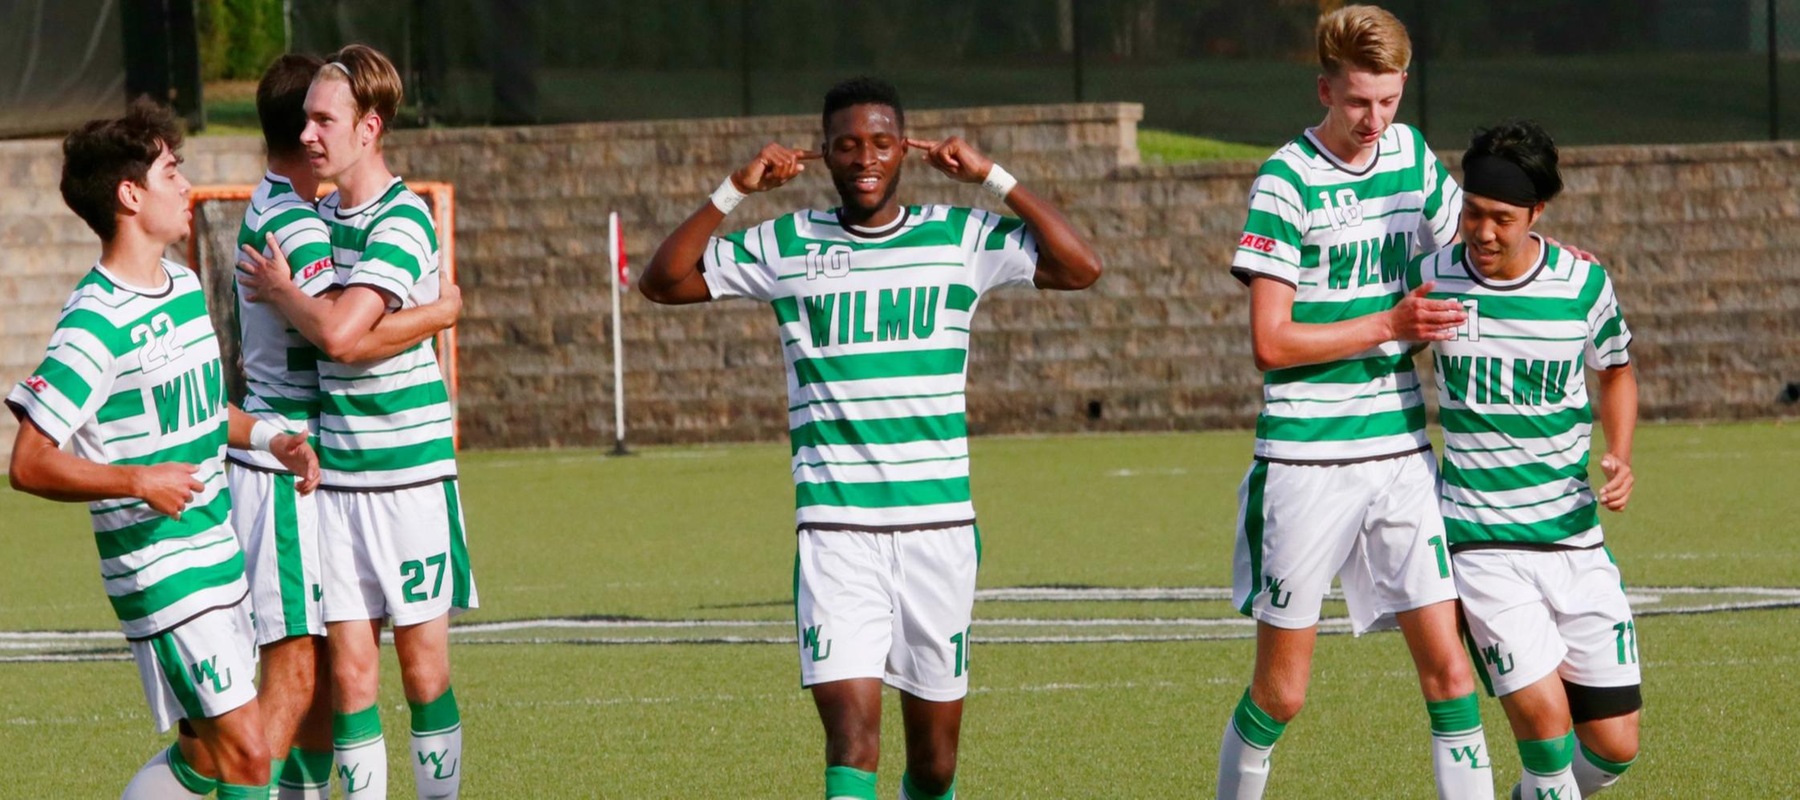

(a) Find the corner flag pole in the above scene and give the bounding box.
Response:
[608,211,632,456]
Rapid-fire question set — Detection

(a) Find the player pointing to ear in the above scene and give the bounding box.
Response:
[643,77,1099,800]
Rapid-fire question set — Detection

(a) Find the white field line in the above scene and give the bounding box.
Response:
[0,587,1792,663]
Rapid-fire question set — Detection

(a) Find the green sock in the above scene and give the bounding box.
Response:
[1426,693,1483,735]
[902,771,955,800]
[1231,689,1287,748]
[215,781,272,799]
[824,765,878,800]
[281,747,334,792]
[1517,733,1576,777]
[165,743,217,795]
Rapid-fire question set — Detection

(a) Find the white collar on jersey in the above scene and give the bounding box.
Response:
[94,259,177,297]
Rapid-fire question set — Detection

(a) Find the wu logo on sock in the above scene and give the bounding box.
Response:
[1264,576,1291,609]
[1481,644,1515,675]
[1451,745,1487,770]
[338,763,369,792]
[418,749,459,780]
[1535,787,1568,800]
[190,656,232,693]
[803,625,832,662]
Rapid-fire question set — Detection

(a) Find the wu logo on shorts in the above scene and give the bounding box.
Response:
[418,749,458,780]
[1263,576,1291,609]
[1481,644,1515,675]
[190,656,232,693]
[1535,787,1569,800]
[338,763,368,792]
[1450,745,1487,770]
[802,625,832,662]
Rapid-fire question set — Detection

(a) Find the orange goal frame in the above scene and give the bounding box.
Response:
[186,181,460,446]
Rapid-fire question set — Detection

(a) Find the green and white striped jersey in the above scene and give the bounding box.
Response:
[702,205,1038,532]
[229,172,339,472]
[5,261,246,639]
[1404,236,1633,549]
[316,177,456,489]
[1231,124,1461,463]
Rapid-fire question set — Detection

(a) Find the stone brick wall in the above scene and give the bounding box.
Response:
[2,105,1795,465]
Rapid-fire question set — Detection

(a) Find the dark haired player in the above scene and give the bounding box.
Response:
[641,77,1102,800]
[6,98,319,799]
[1404,120,1641,800]
[231,53,461,798]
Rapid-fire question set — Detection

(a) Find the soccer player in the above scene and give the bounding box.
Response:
[1219,6,1495,799]
[641,77,1101,800]
[1405,120,1640,800]
[5,98,319,799]
[232,53,464,799]
[237,44,472,799]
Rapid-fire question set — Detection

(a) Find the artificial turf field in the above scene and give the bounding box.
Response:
[1,422,1796,798]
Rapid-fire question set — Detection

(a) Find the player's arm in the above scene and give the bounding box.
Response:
[907,137,1101,290]
[1593,365,1637,512]
[1248,279,1463,371]
[643,143,816,305]
[6,408,200,517]
[329,282,461,364]
[237,234,393,362]
[226,405,320,493]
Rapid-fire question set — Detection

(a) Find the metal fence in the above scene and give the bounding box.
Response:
[287,0,1800,146]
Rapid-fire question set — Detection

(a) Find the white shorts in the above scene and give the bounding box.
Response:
[1455,546,1641,697]
[794,525,980,702]
[1232,450,1458,634]
[130,598,260,732]
[320,480,478,628]
[229,463,325,646]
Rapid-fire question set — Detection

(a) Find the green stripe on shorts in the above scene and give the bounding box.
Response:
[274,474,309,638]
[444,480,473,609]
[1239,461,1270,616]
[150,633,206,720]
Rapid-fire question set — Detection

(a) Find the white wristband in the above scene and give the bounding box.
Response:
[710,176,750,215]
[982,163,1018,199]
[249,420,282,453]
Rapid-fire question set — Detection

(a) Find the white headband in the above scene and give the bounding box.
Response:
[323,61,351,79]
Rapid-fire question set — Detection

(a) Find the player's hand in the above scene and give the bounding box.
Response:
[237,234,296,303]
[270,430,321,494]
[1388,282,1467,342]
[1545,236,1598,262]
[133,462,204,519]
[429,282,463,329]
[1598,453,1633,511]
[906,137,994,184]
[732,143,820,193]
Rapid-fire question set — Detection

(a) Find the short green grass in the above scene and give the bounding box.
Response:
[1137,129,1269,163]
[1,423,1796,797]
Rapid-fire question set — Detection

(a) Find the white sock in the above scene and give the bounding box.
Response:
[1216,691,1284,800]
[1571,744,1632,796]
[121,745,210,799]
[1517,734,1581,800]
[410,688,463,799]
[334,707,388,798]
[1427,694,1495,799]
[1432,727,1496,799]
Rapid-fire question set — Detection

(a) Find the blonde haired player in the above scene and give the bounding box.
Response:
[240,44,472,799]
[1216,6,1494,798]
[231,52,462,798]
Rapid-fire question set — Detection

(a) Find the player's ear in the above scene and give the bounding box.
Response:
[1317,74,1331,108]
[116,178,143,215]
